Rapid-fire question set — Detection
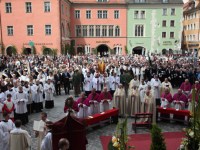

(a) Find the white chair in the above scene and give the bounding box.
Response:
[77,103,88,118]
[88,100,100,115]
[173,100,185,110]
[100,99,112,112]
[160,98,169,109]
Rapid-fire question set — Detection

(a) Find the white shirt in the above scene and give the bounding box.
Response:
[110,76,120,91]
[84,76,93,91]
[5,89,16,98]
[14,92,28,114]
[41,132,52,150]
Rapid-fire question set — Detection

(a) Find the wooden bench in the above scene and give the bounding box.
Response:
[132,113,153,133]
[82,108,119,127]
[157,107,191,124]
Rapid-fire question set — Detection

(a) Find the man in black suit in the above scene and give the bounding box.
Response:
[54,71,62,95]
[61,69,71,95]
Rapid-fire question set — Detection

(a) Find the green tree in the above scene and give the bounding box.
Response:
[150,124,166,150]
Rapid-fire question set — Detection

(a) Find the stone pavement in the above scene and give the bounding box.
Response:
[22,90,186,150]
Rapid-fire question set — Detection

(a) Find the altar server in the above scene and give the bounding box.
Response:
[110,73,120,96]
[0,112,15,150]
[151,75,161,99]
[0,88,6,121]
[44,79,55,109]
[41,121,53,150]
[5,84,16,98]
[84,72,93,96]
[14,86,29,125]
[92,73,102,94]
[2,94,15,121]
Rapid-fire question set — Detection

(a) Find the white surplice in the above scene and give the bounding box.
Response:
[14,92,28,114]
[41,132,52,150]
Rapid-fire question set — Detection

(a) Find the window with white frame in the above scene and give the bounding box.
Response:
[75,10,80,19]
[134,11,139,19]
[97,10,102,18]
[82,25,88,37]
[45,25,51,35]
[26,2,32,13]
[7,26,13,36]
[96,25,100,37]
[170,32,174,38]
[170,20,175,27]
[171,8,175,15]
[89,25,94,37]
[44,2,50,12]
[115,26,120,37]
[135,25,144,37]
[27,25,33,36]
[162,32,166,38]
[114,10,119,19]
[109,25,113,37]
[102,25,107,37]
[103,10,107,18]
[141,11,145,19]
[163,8,167,16]
[86,10,91,19]
[75,25,81,37]
[5,3,12,13]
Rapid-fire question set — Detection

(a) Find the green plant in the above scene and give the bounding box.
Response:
[1,44,5,55]
[42,46,53,55]
[125,46,128,54]
[12,46,17,55]
[150,124,166,150]
[52,48,58,56]
[21,46,26,54]
[108,118,134,150]
[32,46,36,54]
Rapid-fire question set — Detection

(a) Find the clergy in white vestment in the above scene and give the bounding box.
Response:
[129,76,140,89]
[128,85,140,116]
[113,84,126,116]
[102,72,110,91]
[10,120,31,150]
[84,72,93,97]
[92,73,102,94]
[110,72,120,96]
[44,79,55,109]
[23,81,33,114]
[151,75,161,99]
[0,88,6,121]
[138,79,147,105]
[0,112,15,150]
[35,112,49,150]
[140,90,156,124]
[14,86,29,125]
[32,80,44,112]
[161,78,173,94]
[12,81,19,93]
[0,127,6,150]
[41,121,53,150]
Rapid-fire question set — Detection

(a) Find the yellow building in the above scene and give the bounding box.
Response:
[182,0,200,56]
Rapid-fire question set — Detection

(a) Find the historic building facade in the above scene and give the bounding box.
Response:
[0,0,71,55]
[182,0,200,56]
[127,0,183,55]
[70,0,127,56]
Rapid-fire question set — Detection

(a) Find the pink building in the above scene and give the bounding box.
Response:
[70,0,127,56]
[0,0,71,55]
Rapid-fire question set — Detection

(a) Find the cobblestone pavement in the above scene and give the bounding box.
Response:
[22,90,186,150]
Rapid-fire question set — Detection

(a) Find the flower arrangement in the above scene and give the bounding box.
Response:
[108,118,134,150]
[180,89,200,150]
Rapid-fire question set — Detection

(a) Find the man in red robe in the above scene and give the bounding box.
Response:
[98,87,112,112]
[180,79,192,97]
[87,88,99,102]
[173,89,188,110]
[2,94,15,121]
[160,87,173,108]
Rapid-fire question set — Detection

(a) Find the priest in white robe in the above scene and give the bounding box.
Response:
[161,78,173,94]
[23,82,33,114]
[151,75,161,99]
[128,85,140,116]
[138,79,147,104]
[92,73,102,94]
[14,86,29,125]
[32,80,44,112]
[83,72,93,96]
[113,84,126,116]
[10,120,31,150]
[0,89,6,121]
[0,112,15,150]
[110,72,120,96]
[129,76,140,89]
[44,79,55,109]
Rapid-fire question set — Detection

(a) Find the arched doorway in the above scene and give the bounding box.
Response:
[24,48,32,55]
[169,49,173,55]
[162,49,167,55]
[97,44,109,57]
[43,48,53,55]
[77,47,84,55]
[132,46,145,55]
[6,46,14,56]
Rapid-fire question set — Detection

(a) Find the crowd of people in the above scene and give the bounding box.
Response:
[0,53,199,149]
